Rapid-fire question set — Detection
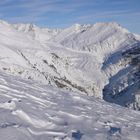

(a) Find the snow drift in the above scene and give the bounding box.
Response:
[0,71,140,140]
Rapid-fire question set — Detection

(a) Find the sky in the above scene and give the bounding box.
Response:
[0,0,140,34]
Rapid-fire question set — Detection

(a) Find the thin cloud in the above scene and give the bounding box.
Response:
[78,10,140,20]
[0,0,140,34]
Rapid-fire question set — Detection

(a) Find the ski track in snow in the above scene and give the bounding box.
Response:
[0,71,140,140]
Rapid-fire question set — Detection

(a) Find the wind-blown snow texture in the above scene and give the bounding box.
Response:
[0,20,140,109]
[0,71,140,140]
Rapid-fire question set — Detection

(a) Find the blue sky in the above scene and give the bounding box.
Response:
[0,0,140,34]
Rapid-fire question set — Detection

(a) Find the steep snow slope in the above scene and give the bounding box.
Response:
[0,20,140,109]
[51,22,140,108]
[103,42,140,109]
[0,71,140,140]
[53,23,132,55]
[0,20,108,97]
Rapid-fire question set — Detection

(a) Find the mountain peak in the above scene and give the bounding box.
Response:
[13,23,39,32]
[92,22,129,33]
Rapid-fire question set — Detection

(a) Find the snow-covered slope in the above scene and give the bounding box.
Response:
[0,20,140,109]
[0,71,140,140]
[103,42,140,109]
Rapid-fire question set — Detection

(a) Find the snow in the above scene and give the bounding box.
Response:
[0,71,140,140]
[0,100,16,110]
[0,19,140,109]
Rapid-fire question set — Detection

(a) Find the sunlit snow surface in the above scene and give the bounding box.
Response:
[0,71,140,140]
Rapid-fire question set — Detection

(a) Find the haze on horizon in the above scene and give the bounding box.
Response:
[0,0,140,34]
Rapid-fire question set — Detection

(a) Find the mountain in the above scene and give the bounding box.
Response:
[0,70,140,140]
[0,20,140,109]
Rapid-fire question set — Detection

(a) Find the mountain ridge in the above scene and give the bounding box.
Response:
[0,19,140,109]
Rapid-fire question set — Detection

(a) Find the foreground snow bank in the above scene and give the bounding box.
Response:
[0,71,140,140]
